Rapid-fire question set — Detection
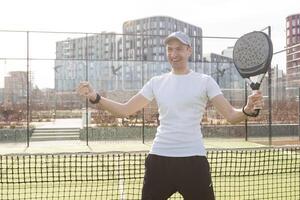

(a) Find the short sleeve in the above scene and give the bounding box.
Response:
[138,77,155,101]
[206,76,222,100]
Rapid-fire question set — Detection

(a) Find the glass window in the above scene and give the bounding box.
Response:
[292,19,296,26]
[160,21,163,28]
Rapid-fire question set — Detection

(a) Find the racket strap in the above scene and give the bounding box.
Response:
[242,105,259,117]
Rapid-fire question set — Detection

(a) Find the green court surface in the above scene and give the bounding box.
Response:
[0,138,266,155]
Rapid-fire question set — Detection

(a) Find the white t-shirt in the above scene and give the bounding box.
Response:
[139,71,222,157]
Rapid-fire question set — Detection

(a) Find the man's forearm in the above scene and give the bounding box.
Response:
[226,108,247,124]
[96,97,129,117]
[90,93,150,118]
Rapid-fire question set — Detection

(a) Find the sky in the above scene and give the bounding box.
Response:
[0,0,299,88]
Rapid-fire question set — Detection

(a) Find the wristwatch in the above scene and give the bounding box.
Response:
[89,93,101,104]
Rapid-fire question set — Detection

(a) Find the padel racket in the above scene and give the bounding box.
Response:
[233,31,273,116]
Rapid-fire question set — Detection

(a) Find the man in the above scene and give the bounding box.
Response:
[77,31,263,200]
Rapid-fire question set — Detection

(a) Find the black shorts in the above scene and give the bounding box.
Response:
[142,154,215,200]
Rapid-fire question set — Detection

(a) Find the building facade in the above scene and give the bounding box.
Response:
[122,16,203,62]
[0,88,4,104]
[55,32,121,92]
[55,16,204,92]
[3,71,30,105]
[120,16,203,90]
[286,13,300,96]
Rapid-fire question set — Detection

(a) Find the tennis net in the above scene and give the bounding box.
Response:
[0,146,299,199]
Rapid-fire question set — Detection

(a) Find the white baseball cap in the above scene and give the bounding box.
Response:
[164,31,192,47]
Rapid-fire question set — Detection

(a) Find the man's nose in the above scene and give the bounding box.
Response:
[170,50,178,57]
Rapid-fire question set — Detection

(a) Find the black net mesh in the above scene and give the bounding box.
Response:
[1,146,299,200]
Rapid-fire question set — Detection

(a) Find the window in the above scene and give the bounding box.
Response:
[286,21,290,28]
[292,36,296,44]
[292,19,296,26]
[160,21,163,28]
[287,29,290,36]
[126,42,130,48]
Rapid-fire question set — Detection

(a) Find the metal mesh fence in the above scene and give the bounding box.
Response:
[0,30,299,146]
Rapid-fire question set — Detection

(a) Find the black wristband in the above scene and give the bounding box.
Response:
[89,93,101,104]
[242,105,256,117]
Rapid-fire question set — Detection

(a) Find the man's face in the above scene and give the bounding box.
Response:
[166,39,192,69]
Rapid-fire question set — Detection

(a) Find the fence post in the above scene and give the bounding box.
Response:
[298,88,300,141]
[85,33,89,146]
[26,31,30,147]
[267,26,272,146]
[245,81,248,141]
